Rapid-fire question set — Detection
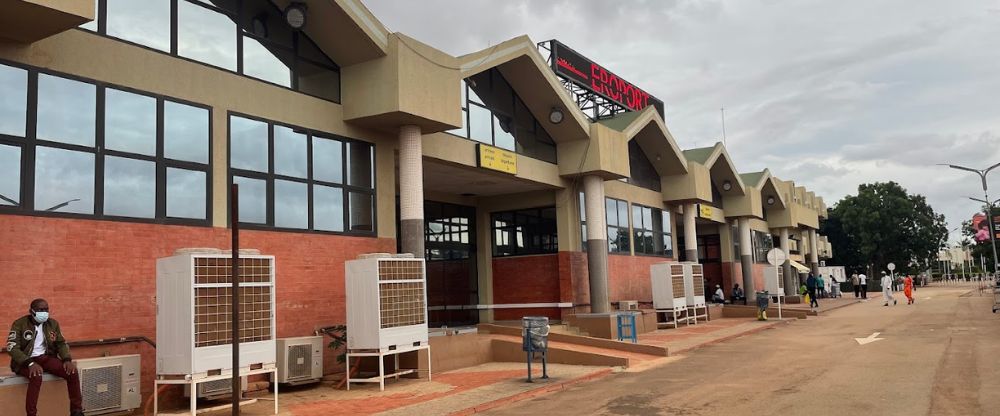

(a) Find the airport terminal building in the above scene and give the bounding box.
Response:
[0,0,831,398]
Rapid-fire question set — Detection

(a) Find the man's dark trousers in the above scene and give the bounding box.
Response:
[861,284,868,299]
[16,354,83,416]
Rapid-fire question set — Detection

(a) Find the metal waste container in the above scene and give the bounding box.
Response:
[756,291,770,321]
[521,316,550,382]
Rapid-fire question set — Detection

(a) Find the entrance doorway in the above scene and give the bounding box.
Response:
[423,201,479,327]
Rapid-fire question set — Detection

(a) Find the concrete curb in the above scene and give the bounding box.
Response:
[448,368,615,415]
[671,319,792,355]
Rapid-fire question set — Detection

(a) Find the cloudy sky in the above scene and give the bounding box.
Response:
[364,0,1000,243]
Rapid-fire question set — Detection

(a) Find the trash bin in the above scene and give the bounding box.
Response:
[756,291,770,321]
[521,316,550,382]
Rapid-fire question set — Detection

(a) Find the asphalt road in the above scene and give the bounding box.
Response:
[485,284,1000,416]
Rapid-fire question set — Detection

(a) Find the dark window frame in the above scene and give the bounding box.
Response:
[491,206,558,257]
[606,197,631,255]
[632,203,672,258]
[226,111,376,237]
[752,230,775,263]
[79,0,341,103]
[447,72,558,164]
[0,59,212,226]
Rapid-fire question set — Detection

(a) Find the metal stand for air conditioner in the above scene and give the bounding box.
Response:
[346,343,432,391]
[153,366,278,415]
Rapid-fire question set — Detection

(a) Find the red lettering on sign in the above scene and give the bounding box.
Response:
[588,62,654,112]
[557,58,589,80]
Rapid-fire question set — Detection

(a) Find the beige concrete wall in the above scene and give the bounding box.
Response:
[558,123,629,179]
[422,132,564,189]
[1,0,93,43]
[749,218,771,233]
[662,162,712,203]
[723,187,763,219]
[0,30,400,237]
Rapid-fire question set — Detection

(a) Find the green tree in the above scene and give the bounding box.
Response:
[961,209,998,272]
[821,182,948,276]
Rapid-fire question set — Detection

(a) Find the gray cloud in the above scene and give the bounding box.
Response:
[364,0,1000,241]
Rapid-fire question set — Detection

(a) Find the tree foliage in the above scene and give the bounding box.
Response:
[821,182,948,275]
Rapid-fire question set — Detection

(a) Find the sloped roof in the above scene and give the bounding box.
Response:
[683,147,716,165]
[599,107,688,176]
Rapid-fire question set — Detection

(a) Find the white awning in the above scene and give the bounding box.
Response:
[789,260,810,273]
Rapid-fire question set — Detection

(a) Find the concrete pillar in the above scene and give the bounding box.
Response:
[737,217,755,295]
[809,229,820,274]
[683,203,698,263]
[583,175,610,313]
[399,125,424,258]
[780,228,795,296]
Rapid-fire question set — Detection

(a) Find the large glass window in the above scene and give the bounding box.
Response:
[83,0,341,102]
[491,207,558,257]
[606,198,630,254]
[0,64,27,137]
[627,140,661,192]
[228,114,375,234]
[752,230,776,263]
[632,204,672,257]
[105,0,171,52]
[0,63,211,223]
[451,70,557,163]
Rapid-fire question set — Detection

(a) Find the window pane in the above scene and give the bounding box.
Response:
[313,184,344,232]
[233,176,265,224]
[0,64,27,137]
[274,125,307,178]
[105,89,156,156]
[274,180,307,229]
[297,60,340,102]
[242,36,292,87]
[79,2,98,31]
[468,104,492,144]
[347,142,373,188]
[312,137,343,183]
[643,208,654,232]
[164,101,209,163]
[348,192,373,232]
[178,1,237,71]
[36,74,96,146]
[618,201,629,228]
[230,116,268,172]
[106,0,171,52]
[0,144,20,206]
[103,156,155,218]
[632,205,643,231]
[493,115,515,151]
[167,168,206,219]
[35,147,94,214]
[579,192,586,221]
[605,198,617,226]
[447,108,467,137]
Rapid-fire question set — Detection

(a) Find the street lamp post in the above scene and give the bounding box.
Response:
[947,163,1000,277]
[969,195,1000,276]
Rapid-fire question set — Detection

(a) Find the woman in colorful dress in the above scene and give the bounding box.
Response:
[904,275,915,305]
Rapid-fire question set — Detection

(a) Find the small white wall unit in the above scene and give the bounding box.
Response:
[765,266,784,295]
[276,336,323,384]
[156,252,277,377]
[618,300,639,311]
[346,255,429,351]
[77,354,141,415]
[818,266,847,283]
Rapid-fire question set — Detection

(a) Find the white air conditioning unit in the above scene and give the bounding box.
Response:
[156,252,277,377]
[651,263,688,311]
[276,336,323,384]
[618,300,639,311]
[684,262,706,307]
[183,376,248,399]
[77,354,141,415]
[819,260,827,267]
[346,255,428,351]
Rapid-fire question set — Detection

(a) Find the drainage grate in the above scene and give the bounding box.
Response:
[81,365,122,413]
[287,344,312,380]
[200,378,234,397]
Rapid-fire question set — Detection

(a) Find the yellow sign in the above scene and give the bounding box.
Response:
[698,204,714,220]
[477,144,517,175]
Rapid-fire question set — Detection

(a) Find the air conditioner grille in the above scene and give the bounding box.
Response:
[81,365,122,413]
[287,344,313,380]
[201,378,233,396]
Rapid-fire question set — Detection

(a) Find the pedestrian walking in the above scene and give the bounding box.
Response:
[817,274,826,298]
[904,275,914,305]
[859,272,868,299]
[806,272,819,310]
[851,272,860,298]
[881,271,896,306]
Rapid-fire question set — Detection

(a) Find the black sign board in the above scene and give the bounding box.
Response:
[549,40,664,117]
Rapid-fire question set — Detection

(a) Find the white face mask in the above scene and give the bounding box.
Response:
[32,310,49,323]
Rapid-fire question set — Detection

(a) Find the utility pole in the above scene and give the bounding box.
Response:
[946,163,1000,276]
[720,106,727,146]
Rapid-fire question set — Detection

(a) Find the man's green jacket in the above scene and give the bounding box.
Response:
[6,315,72,373]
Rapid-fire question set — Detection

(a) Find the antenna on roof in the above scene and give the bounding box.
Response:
[720,106,727,146]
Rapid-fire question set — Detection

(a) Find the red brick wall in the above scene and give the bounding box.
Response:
[558,251,589,315]
[607,254,673,304]
[722,261,768,295]
[0,214,394,404]
[491,255,560,320]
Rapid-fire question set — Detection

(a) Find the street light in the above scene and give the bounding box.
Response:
[943,162,1000,276]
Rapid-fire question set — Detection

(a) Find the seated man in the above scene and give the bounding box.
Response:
[7,299,82,416]
[713,285,725,304]
[731,283,746,304]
